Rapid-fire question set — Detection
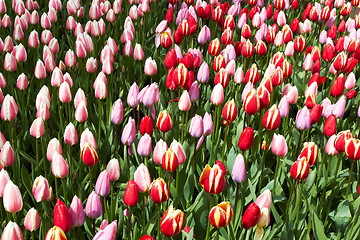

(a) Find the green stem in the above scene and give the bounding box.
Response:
[98,100,102,145]
[110,184,114,221]
[295,181,304,226]
[233,182,240,221]
[175,168,179,208]
[221,125,229,163]
[62,178,66,204]
[55,177,59,198]
[216,228,220,240]
[348,202,360,240]
[205,194,214,240]
[345,161,355,199]
[320,155,331,205]
[259,131,270,190]
[273,156,281,193]
[103,197,107,219]
[36,138,39,175]
[142,194,146,227]
[285,179,296,221]
[89,166,93,191]
[181,111,185,143]
[157,204,161,240]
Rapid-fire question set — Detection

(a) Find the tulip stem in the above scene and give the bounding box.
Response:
[110,184,114,221]
[296,131,303,157]
[31,231,35,240]
[12,213,16,223]
[216,228,220,240]
[301,71,308,97]
[273,156,281,194]
[98,100,102,145]
[234,182,240,221]
[157,204,161,240]
[103,197,107,219]
[320,155,331,205]
[295,181,304,227]
[168,172,171,197]
[181,111,185,143]
[89,166,93,191]
[317,152,327,189]
[221,124,229,163]
[291,53,299,85]
[259,131,270,190]
[142,194,146,228]
[285,179,296,221]
[36,138,39,175]
[62,178,67,204]
[75,227,78,240]
[93,218,96,236]
[55,177,59,198]
[348,201,360,240]
[205,194,214,240]
[345,161,355,199]
[125,146,130,179]
[175,168,179,207]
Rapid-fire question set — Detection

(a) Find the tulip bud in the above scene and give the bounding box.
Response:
[80,142,98,167]
[271,133,288,157]
[106,158,120,181]
[64,122,78,146]
[162,148,179,172]
[134,163,152,193]
[44,226,67,240]
[238,127,254,151]
[345,138,360,161]
[0,141,14,167]
[1,221,23,240]
[149,178,170,204]
[323,114,336,137]
[200,161,226,195]
[290,156,309,180]
[32,176,50,202]
[153,140,168,165]
[0,169,9,197]
[335,130,354,153]
[121,117,136,146]
[54,198,72,233]
[296,106,311,131]
[262,105,280,131]
[124,180,139,207]
[161,205,185,237]
[232,154,246,183]
[209,202,233,228]
[210,84,224,106]
[222,99,237,124]
[299,142,319,166]
[24,208,41,232]
[242,203,261,229]
[3,181,23,213]
[244,89,260,115]
[157,111,172,133]
[69,196,85,227]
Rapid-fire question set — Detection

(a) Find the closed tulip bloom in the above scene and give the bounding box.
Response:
[335,130,353,153]
[54,199,72,233]
[24,208,41,232]
[80,142,98,167]
[93,220,117,240]
[161,205,185,237]
[134,44,144,61]
[1,95,18,121]
[203,112,213,136]
[140,116,153,136]
[197,62,209,83]
[137,134,152,157]
[111,99,123,125]
[278,96,289,118]
[139,235,154,240]
[58,82,72,103]
[69,196,85,227]
[144,57,157,76]
[4,53,17,72]
[296,106,311,131]
[232,154,246,183]
[244,89,260,115]
[262,105,280,130]
[134,163,151,193]
[299,142,319,166]
[30,117,45,138]
[332,96,346,119]
[323,114,336,137]
[153,140,168,165]
[178,91,191,112]
[85,191,102,218]
[222,99,237,123]
[345,138,360,160]
[189,115,204,138]
[157,111,172,133]
[52,153,69,178]
[1,221,23,240]
[44,226,67,240]
[149,178,170,204]
[124,180,139,207]
[238,127,254,151]
[95,170,110,197]
[290,156,309,180]
[209,202,233,228]
[34,59,46,79]
[106,158,120,181]
[94,80,107,99]
[210,84,224,106]
[200,161,226,195]
[0,141,14,167]
[121,117,136,146]
[0,169,9,197]
[32,176,50,202]
[242,203,261,229]
[271,133,288,157]
[64,123,78,146]
[3,181,23,213]
[162,148,179,172]
[325,135,339,156]
[169,140,186,165]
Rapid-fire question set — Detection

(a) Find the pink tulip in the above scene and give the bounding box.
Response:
[14,43,27,62]
[198,25,211,44]
[93,220,117,240]
[121,117,136,146]
[4,52,17,72]
[325,135,338,156]
[127,82,139,108]
[30,11,39,25]
[0,169,9,197]
[94,79,108,99]
[86,57,98,73]
[197,62,209,83]
[153,139,168,165]
[189,115,203,138]
[111,99,124,125]
[277,11,286,26]
[106,158,120,181]
[51,153,69,178]
[85,191,102,219]
[58,82,72,103]
[282,84,298,104]
[0,132,5,149]
[32,176,50,202]
[271,133,288,157]
[106,9,115,22]
[1,95,18,121]
[74,88,87,108]
[232,153,246,183]
[137,134,152,157]
[30,117,45,138]
[3,181,23,213]
[285,41,294,57]
[34,59,46,79]
[210,84,224,105]
[278,96,289,118]
[0,141,14,167]
[36,100,50,121]
[24,208,41,232]
[178,91,191,111]
[66,16,77,30]
[134,43,144,61]
[332,96,346,119]
[65,49,76,68]
[234,67,244,84]
[142,83,160,108]
[255,189,271,228]
[296,106,311,131]
[303,53,313,71]
[0,73,6,88]
[134,163,151,193]
[41,30,52,45]
[46,138,62,162]
[203,112,213,136]
[95,170,111,197]
[69,195,85,227]
[3,36,13,52]
[144,57,157,76]
[64,122,78,146]
[75,101,88,122]
[51,67,64,87]
[345,72,356,90]
[1,221,23,240]
[80,128,97,150]
[170,140,186,165]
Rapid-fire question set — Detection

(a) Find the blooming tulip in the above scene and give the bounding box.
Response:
[134,163,151,193]
[161,205,185,237]
[24,208,41,232]
[231,154,246,183]
[44,226,67,240]
[85,191,102,218]
[209,202,233,228]
[54,198,72,233]
[290,156,309,180]
[3,181,23,213]
[124,180,138,207]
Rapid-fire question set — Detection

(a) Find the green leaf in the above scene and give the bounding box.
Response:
[312,211,327,239]
[334,200,351,231]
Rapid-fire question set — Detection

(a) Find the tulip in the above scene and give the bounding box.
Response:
[54,198,72,233]
[161,205,185,237]
[134,163,151,193]
[153,140,168,165]
[323,114,336,137]
[139,116,153,136]
[178,91,191,112]
[222,99,237,123]
[80,142,98,167]
[1,95,18,121]
[121,117,136,146]
[325,135,339,156]
[335,130,354,153]
[1,221,23,240]
[3,181,23,213]
[85,191,102,218]
[200,161,226,195]
[262,105,280,131]
[139,235,155,240]
[93,220,117,240]
[238,127,254,151]
[44,226,67,240]
[69,196,85,227]
[169,140,186,165]
[95,170,110,197]
[299,142,319,166]
[296,106,311,131]
[242,203,261,229]
[30,117,45,138]
[0,169,9,197]
[144,57,157,76]
[189,115,203,138]
[106,158,120,181]
[209,202,233,228]
[32,176,50,202]
[157,111,172,133]
[271,134,288,157]
[4,53,17,72]
[24,208,41,232]
[64,123,78,146]
[0,141,14,167]
[290,156,309,180]
[210,84,224,106]
[149,178,170,204]
[124,180,139,207]
[232,154,246,183]
[162,148,179,172]
[345,138,360,161]
[244,89,260,115]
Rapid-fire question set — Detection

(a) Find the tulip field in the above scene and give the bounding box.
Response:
[2,0,360,239]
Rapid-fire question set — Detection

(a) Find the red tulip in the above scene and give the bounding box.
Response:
[238,127,254,151]
[124,180,138,207]
[222,99,237,123]
[345,138,360,161]
[200,161,226,195]
[140,116,153,136]
[209,202,233,228]
[162,148,179,172]
[161,205,185,237]
[242,203,260,229]
[149,178,170,204]
[299,142,319,166]
[157,110,172,133]
[262,104,280,131]
[54,199,72,233]
[243,89,260,115]
[323,114,336,137]
[290,156,309,180]
[80,142,98,167]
